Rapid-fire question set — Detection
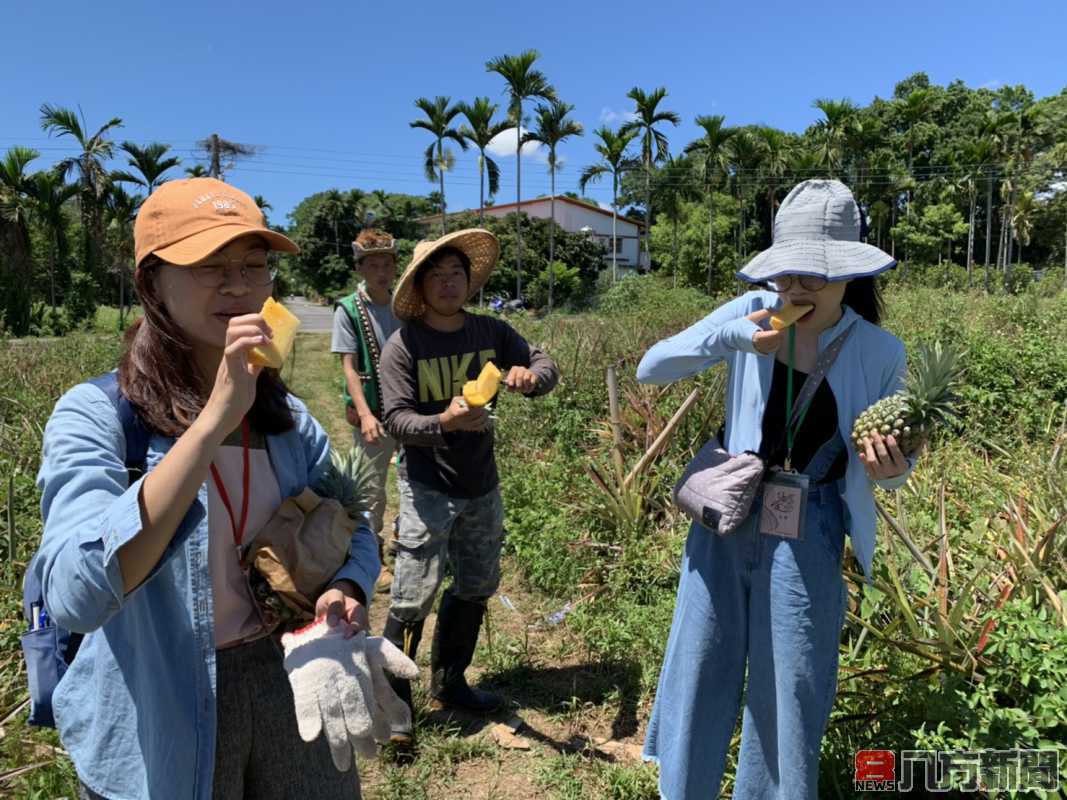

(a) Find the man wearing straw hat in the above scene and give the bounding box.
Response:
[332,228,403,588]
[377,229,559,748]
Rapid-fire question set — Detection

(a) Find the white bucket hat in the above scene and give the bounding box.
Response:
[737,180,896,284]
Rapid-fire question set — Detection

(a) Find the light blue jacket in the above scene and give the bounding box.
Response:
[32,381,380,800]
[637,291,913,579]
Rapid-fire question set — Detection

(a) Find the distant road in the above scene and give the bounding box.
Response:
[284,296,334,334]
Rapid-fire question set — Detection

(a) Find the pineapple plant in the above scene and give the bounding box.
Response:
[851,341,964,456]
[314,445,380,521]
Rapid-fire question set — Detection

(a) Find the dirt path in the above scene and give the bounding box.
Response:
[360,545,653,799]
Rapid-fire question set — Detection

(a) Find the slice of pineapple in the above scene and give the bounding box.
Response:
[769,302,815,331]
[248,297,301,369]
[462,362,502,407]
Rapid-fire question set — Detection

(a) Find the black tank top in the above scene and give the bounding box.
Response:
[759,359,847,483]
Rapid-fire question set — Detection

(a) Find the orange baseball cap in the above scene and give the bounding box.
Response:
[134,177,298,269]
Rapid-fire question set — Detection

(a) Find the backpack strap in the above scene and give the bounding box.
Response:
[87,371,150,484]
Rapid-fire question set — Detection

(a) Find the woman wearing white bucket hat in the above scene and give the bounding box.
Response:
[637,180,916,799]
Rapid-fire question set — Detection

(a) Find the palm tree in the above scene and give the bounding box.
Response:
[104,185,143,328]
[620,87,680,268]
[39,104,124,283]
[253,194,273,225]
[579,127,639,284]
[811,98,857,178]
[486,50,556,300]
[523,99,583,310]
[410,96,468,236]
[753,126,794,231]
[685,115,735,293]
[185,164,208,177]
[31,168,78,306]
[956,138,995,288]
[0,147,39,335]
[112,141,180,195]
[652,156,698,287]
[898,88,936,224]
[728,129,764,266]
[459,97,510,225]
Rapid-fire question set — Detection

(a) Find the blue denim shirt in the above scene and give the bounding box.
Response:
[637,291,914,580]
[32,381,381,800]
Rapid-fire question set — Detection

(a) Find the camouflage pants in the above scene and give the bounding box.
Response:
[388,478,505,623]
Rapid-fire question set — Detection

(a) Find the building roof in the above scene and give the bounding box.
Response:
[417,194,646,229]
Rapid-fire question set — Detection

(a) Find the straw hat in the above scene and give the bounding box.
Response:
[392,229,500,320]
[737,180,895,284]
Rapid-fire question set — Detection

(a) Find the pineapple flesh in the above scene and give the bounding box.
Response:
[851,341,963,456]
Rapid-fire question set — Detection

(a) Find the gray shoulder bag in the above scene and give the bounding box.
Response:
[673,322,855,535]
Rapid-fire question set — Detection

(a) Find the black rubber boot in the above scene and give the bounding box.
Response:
[382,614,424,758]
[429,590,503,713]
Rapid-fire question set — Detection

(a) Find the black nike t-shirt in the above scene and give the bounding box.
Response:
[379,313,559,498]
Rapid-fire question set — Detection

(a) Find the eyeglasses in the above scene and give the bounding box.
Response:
[188,250,277,288]
[769,275,828,292]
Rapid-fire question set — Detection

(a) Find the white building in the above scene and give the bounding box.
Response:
[421,195,649,273]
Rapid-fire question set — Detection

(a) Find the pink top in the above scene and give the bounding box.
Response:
[207,436,281,649]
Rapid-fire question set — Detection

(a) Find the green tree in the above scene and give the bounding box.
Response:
[458,97,510,224]
[30,168,78,306]
[39,104,124,286]
[649,194,742,293]
[524,99,583,310]
[727,128,764,265]
[0,146,39,335]
[185,164,208,177]
[579,126,639,284]
[652,156,700,286]
[410,96,468,236]
[685,115,736,292]
[620,87,680,268]
[112,141,180,195]
[811,98,857,178]
[753,126,795,230]
[104,184,143,328]
[486,49,556,299]
[253,194,272,225]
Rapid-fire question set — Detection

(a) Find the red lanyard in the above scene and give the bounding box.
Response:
[209,418,251,547]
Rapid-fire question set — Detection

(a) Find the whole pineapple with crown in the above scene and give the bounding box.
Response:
[314,446,380,521]
[851,341,964,456]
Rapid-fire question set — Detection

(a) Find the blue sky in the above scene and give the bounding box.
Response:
[3,0,1065,223]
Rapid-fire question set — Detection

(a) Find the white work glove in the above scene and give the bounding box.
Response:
[281,618,377,771]
[364,636,420,743]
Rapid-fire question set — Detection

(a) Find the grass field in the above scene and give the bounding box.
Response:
[2,281,1067,798]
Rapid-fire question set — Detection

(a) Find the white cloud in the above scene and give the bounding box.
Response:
[487,127,547,161]
[599,107,639,126]
[980,79,1004,90]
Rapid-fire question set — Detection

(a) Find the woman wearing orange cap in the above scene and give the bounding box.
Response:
[29,178,379,799]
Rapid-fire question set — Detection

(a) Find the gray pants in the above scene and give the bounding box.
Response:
[80,637,360,799]
[388,478,505,623]
[356,429,397,538]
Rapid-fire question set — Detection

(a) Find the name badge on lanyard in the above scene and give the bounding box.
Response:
[759,469,809,540]
[760,325,810,540]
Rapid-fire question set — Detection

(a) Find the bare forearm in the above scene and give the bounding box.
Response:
[342,355,374,419]
[117,414,228,592]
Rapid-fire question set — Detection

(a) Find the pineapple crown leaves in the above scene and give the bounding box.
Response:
[313,446,380,520]
[903,340,966,427]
